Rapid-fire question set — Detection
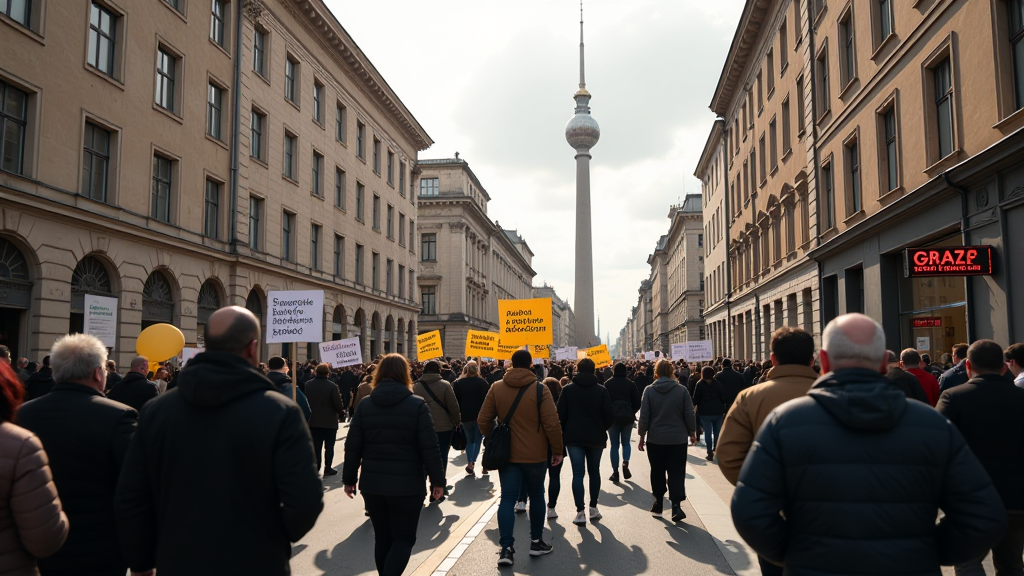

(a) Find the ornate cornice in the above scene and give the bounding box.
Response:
[710,0,772,117]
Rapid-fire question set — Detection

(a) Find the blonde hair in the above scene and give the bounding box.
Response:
[371,354,413,390]
[462,361,479,378]
[654,359,676,380]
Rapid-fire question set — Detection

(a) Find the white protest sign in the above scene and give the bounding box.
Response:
[681,340,715,362]
[319,337,363,367]
[180,347,204,366]
[916,337,930,351]
[554,346,578,361]
[266,290,324,343]
[84,294,118,348]
[644,351,656,361]
[670,343,687,361]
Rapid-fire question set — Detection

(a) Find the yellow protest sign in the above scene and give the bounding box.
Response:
[465,330,498,358]
[495,340,524,361]
[498,298,553,346]
[530,344,549,359]
[577,349,587,360]
[417,330,444,361]
[586,344,613,368]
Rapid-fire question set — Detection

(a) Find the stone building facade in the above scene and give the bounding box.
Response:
[647,195,705,353]
[0,0,430,365]
[415,157,535,356]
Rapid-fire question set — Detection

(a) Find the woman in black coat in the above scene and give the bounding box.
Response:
[343,354,445,576]
[692,366,726,461]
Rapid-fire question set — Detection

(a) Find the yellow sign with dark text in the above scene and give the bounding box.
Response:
[417,330,444,361]
[586,344,613,368]
[530,344,549,359]
[465,330,498,358]
[495,340,524,361]
[498,298,553,346]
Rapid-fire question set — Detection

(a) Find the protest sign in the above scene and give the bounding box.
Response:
[554,346,578,361]
[586,344,613,368]
[670,343,687,361]
[319,337,363,367]
[84,294,118,348]
[498,298,553,346]
[266,290,324,343]
[465,330,498,358]
[180,347,204,366]
[644,351,656,361]
[417,331,444,361]
[530,344,549,359]
[577,349,587,360]
[678,340,714,362]
[495,340,524,361]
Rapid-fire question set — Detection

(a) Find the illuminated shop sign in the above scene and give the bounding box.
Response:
[912,317,942,328]
[904,246,994,277]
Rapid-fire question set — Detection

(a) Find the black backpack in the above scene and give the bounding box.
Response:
[482,384,540,470]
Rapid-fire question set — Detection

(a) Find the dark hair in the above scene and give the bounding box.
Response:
[701,366,716,380]
[423,361,441,374]
[576,358,596,374]
[613,362,627,377]
[953,343,969,360]
[0,345,9,360]
[900,348,921,367]
[315,363,330,377]
[1005,343,1024,365]
[967,340,1005,373]
[268,356,286,370]
[511,349,533,369]
[371,354,413,390]
[42,355,50,367]
[921,353,932,364]
[543,377,562,402]
[722,358,732,368]
[770,327,815,366]
[0,362,25,423]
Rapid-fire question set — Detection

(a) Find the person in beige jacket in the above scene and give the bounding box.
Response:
[0,362,69,576]
[414,361,461,502]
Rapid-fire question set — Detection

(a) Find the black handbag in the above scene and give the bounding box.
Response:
[481,385,531,471]
[420,381,466,451]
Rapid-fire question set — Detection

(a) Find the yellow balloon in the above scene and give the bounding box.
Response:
[148,361,162,377]
[136,323,186,362]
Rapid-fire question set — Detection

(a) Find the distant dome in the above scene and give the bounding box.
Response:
[565,113,600,151]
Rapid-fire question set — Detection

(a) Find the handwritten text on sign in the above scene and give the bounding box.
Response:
[319,337,363,367]
[465,330,498,357]
[586,344,613,368]
[498,298,553,346]
[417,331,444,361]
[267,290,324,343]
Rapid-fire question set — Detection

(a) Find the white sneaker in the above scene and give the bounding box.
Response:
[514,500,527,514]
[589,506,602,521]
[546,507,558,519]
[572,510,587,525]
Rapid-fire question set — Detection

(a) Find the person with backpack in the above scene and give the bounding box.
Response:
[692,366,726,461]
[478,350,563,567]
[558,358,615,526]
[604,362,641,483]
[414,361,461,502]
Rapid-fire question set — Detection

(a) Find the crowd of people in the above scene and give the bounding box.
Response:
[0,306,1023,575]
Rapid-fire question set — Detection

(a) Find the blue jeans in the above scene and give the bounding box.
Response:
[699,415,723,453]
[566,445,604,511]
[462,422,482,464]
[435,431,452,480]
[607,424,632,469]
[498,462,547,548]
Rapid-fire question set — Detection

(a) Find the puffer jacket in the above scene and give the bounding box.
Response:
[0,422,68,576]
[732,368,1006,576]
[557,373,614,447]
[413,374,461,433]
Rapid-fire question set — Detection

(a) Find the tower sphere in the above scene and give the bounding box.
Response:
[565,105,601,151]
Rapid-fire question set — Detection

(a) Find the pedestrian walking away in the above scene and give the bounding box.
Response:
[305,362,347,476]
[452,361,490,476]
[692,366,726,461]
[105,355,159,413]
[557,357,614,525]
[604,362,641,483]
[414,361,461,501]
[637,359,697,523]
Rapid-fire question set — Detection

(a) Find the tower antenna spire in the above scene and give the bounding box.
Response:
[579,0,586,90]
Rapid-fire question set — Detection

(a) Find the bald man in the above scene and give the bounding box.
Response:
[732,313,1005,575]
[115,306,323,576]
[106,356,159,412]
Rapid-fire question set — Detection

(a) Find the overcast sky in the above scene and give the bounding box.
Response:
[327,0,744,343]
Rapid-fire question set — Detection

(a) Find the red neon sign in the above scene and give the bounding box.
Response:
[904,246,994,277]
[912,317,942,328]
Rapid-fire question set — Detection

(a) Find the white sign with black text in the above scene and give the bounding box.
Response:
[319,337,363,368]
[84,294,118,348]
[266,290,324,343]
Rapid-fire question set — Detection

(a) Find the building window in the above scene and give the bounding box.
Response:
[698,233,704,247]
[253,28,267,77]
[0,80,27,175]
[766,49,775,95]
[248,196,262,250]
[356,181,365,221]
[881,105,899,192]
[156,48,177,112]
[399,161,406,197]
[821,159,835,230]
[398,265,405,298]
[82,122,110,202]
[387,150,394,184]
[933,57,955,159]
[210,0,226,47]
[250,109,264,160]
[779,19,789,72]
[2,0,31,27]
[336,103,347,142]
[769,118,778,170]
[88,3,117,78]
[421,232,437,261]
[409,219,415,253]
[335,167,345,209]
[781,97,792,153]
[371,252,379,290]
[756,71,763,112]
[758,134,766,184]
[386,259,393,295]
[310,223,321,270]
[282,133,297,180]
[356,121,365,159]
[878,0,894,42]
[796,75,807,134]
[816,44,830,117]
[421,286,436,315]
[312,81,323,124]
[285,56,298,104]
[372,194,380,230]
[839,11,856,87]
[845,138,861,215]
[420,177,439,196]
[398,213,405,246]
[282,211,294,262]
[207,82,224,140]
[152,154,173,223]
[354,244,364,284]
[386,204,394,238]
[373,137,381,174]
[1011,1,1024,110]
[333,234,344,277]
[311,151,323,197]
[204,179,220,238]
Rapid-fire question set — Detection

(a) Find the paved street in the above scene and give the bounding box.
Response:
[291,429,759,576]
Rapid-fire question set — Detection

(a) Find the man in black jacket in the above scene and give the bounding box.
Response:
[106,356,159,412]
[115,306,323,576]
[305,363,346,476]
[604,362,640,483]
[337,366,359,420]
[939,342,970,392]
[18,334,137,576]
[885,350,930,404]
[937,339,1024,575]
[267,355,312,421]
[717,358,746,410]
[732,314,1005,575]
[24,354,55,400]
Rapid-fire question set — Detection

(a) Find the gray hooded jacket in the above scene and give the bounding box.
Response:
[638,377,696,445]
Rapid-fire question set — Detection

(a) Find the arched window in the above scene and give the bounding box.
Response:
[70,256,115,334]
[142,271,175,329]
[0,238,32,358]
[196,280,222,346]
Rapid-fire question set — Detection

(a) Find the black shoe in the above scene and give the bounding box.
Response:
[706,452,714,461]
[609,469,620,483]
[650,498,663,516]
[529,539,553,557]
[672,504,686,522]
[498,546,515,567]
[323,467,338,476]
[622,462,632,480]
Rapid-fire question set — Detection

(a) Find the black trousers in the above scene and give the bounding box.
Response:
[309,427,337,471]
[758,555,784,576]
[363,493,423,576]
[646,442,687,504]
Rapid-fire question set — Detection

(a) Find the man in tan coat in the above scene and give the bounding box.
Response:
[717,326,818,576]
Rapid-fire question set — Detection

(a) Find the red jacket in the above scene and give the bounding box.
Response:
[909,368,940,406]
